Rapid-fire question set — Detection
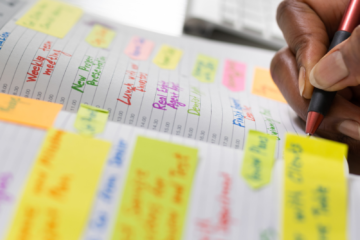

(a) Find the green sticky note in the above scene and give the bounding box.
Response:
[153,45,183,70]
[192,54,218,83]
[111,137,199,240]
[74,104,109,136]
[241,130,277,189]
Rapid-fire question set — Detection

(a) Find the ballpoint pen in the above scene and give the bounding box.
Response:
[306,0,360,136]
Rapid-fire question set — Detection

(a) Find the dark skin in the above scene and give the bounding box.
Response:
[271,0,360,174]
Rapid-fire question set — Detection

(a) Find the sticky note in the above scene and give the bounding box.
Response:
[86,24,116,48]
[153,45,183,69]
[0,93,62,129]
[125,36,154,60]
[222,60,246,91]
[192,54,219,83]
[16,0,83,38]
[74,104,109,136]
[252,68,287,103]
[283,134,348,240]
[111,137,198,240]
[241,130,277,189]
[5,128,111,240]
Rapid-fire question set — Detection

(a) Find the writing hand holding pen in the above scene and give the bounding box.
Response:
[270,0,360,160]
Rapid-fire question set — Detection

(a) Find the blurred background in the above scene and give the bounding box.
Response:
[59,0,285,51]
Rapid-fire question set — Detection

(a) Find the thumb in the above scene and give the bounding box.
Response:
[309,26,360,92]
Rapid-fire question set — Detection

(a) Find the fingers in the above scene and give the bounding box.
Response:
[271,47,360,152]
[271,47,309,120]
[309,26,360,91]
[277,0,348,99]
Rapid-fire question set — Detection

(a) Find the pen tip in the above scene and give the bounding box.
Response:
[306,133,311,137]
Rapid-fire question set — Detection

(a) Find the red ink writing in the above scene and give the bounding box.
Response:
[117,63,147,105]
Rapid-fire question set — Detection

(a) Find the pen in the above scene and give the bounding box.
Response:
[306,0,360,136]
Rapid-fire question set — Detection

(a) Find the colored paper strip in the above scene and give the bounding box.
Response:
[5,128,111,240]
[74,104,109,136]
[16,0,83,38]
[153,45,183,70]
[241,130,277,189]
[283,134,348,240]
[125,36,154,60]
[86,24,116,48]
[251,68,287,103]
[0,93,62,129]
[111,136,198,240]
[192,54,219,83]
[222,60,246,91]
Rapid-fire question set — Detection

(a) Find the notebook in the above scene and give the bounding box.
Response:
[0,0,359,239]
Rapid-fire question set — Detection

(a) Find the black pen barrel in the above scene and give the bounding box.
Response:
[307,31,351,116]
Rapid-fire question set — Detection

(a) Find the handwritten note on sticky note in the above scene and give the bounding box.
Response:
[223,60,246,91]
[241,130,277,189]
[153,45,183,69]
[283,134,348,240]
[125,36,154,60]
[74,104,109,136]
[0,93,62,129]
[16,0,83,38]
[5,128,111,240]
[86,24,116,48]
[252,68,287,103]
[192,54,219,83]
[111,137,198,240]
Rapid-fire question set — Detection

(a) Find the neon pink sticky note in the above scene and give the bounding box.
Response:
[222,60,246,92]
[124,37,154,60]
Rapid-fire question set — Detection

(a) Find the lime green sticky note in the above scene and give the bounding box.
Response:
[74,104,109,136]
[192,54,219,83]
[111,136,198,240]
[86,24,116,48]
[16,0,83,38]
[153,45,183,70]
[241,130,277,189]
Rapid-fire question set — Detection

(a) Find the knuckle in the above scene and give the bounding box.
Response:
[277,0,297,24]
[270,48,288,86]
[349,27,360,59]
[343,26,360,85]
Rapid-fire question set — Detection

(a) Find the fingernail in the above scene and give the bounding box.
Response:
[337,120,360,141]
[299,67,305,96]
[310,51,349,89]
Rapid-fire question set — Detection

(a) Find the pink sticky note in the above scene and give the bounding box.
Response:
[222,60,246,92]
[124,37,154,60]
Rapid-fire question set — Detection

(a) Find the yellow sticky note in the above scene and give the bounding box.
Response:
[252,68,287,103]
[5,128,111,240]
[283,134,348,240]
[192,54,219,83]
[16,0,83,38]
[86,24,116,48]
[0,93,62,129]
[111,137,198,240]
[74,104,109,136]
[153,45,183,69]
[241,130,277,189]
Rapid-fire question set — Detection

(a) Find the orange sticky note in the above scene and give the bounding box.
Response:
[0,93,62,129]
[252,68,287,103]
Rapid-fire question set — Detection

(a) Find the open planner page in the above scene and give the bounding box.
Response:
[1,112,360,240]
[0,0,304,159]
[0,1,360,240]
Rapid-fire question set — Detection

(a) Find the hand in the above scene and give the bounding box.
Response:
[271,0,360,171]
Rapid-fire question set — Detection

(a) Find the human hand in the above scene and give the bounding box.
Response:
[270,0,360,167]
